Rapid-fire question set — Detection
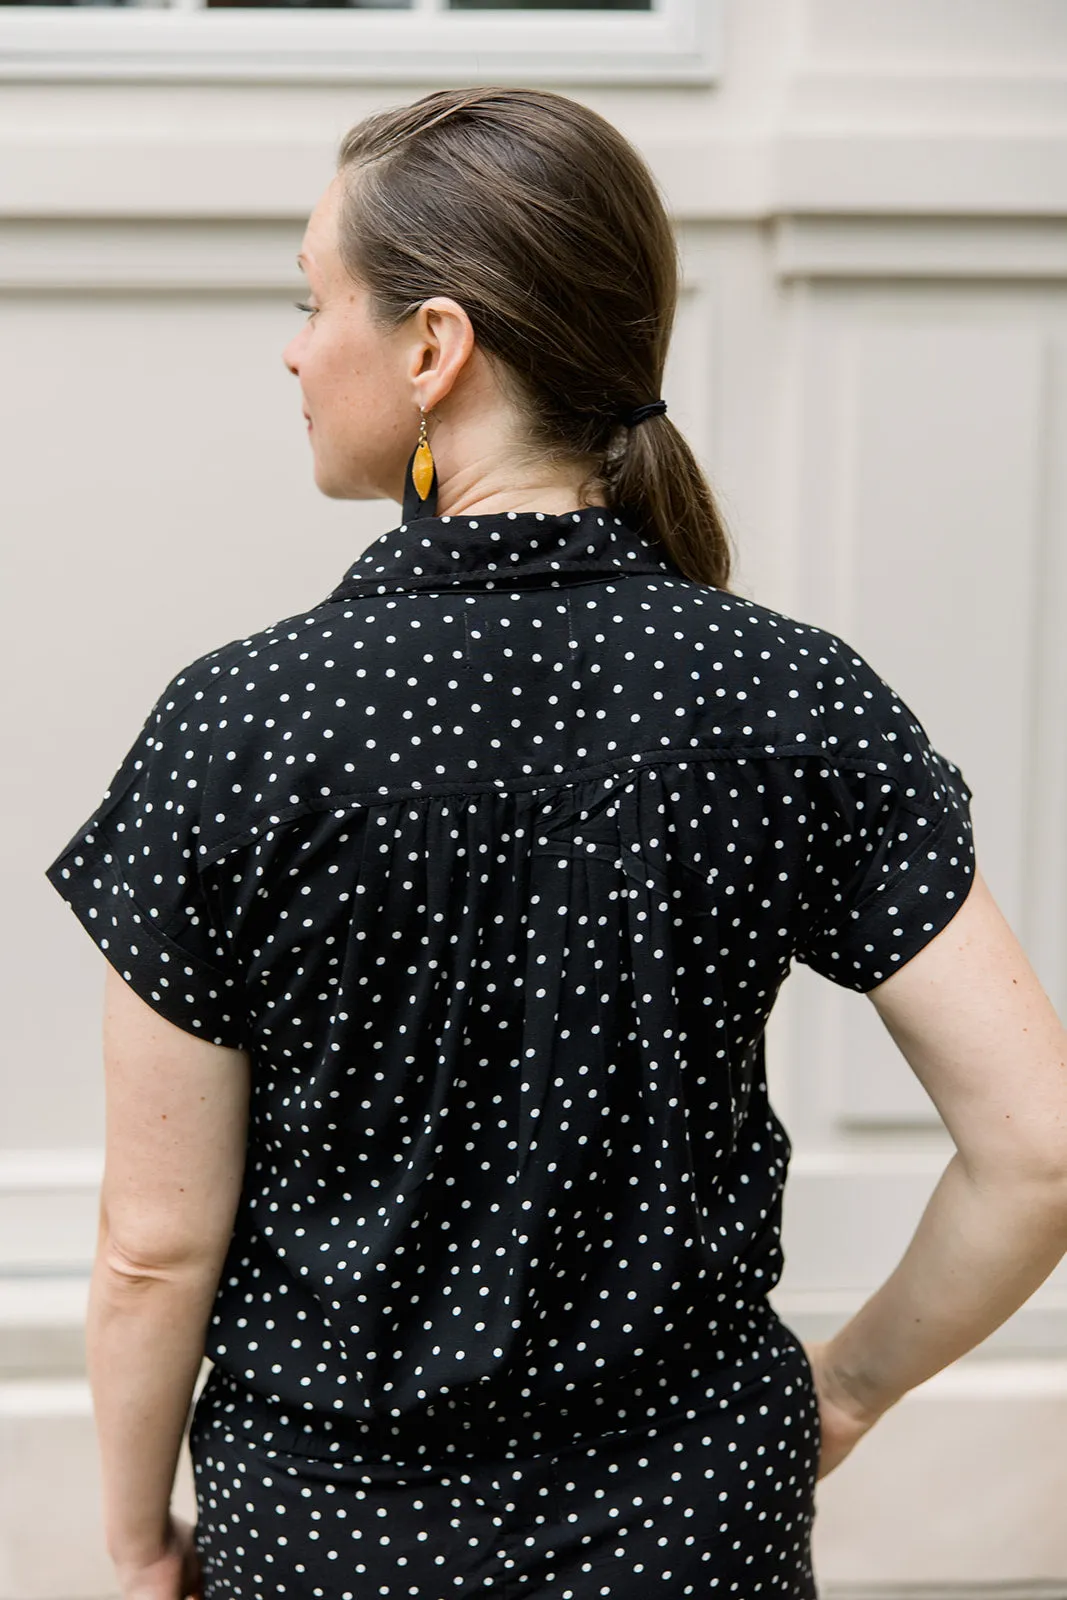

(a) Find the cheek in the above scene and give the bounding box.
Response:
[307,328,375,412]
[330,357,406,449]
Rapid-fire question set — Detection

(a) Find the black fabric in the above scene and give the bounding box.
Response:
[46,504,974,1595]
[189,1328,820,1599]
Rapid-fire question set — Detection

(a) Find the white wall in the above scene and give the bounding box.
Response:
[2,2,1067,1594]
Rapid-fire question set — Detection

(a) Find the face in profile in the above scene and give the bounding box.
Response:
[283,175,417,503]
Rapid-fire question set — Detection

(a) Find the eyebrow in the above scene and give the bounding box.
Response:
[296,253,308,271]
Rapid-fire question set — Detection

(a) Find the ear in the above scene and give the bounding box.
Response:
[410,296,476,407]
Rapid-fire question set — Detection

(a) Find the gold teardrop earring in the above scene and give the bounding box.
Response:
[412,407,435,501]
[402,405,439,523]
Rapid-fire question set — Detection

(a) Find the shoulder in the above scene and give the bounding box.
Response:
[147,596,338,738]
[672,583,924,768]
[685,582,881,687]
[90,596,339,834]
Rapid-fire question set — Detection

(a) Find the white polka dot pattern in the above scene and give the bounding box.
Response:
[189,1337,820,1598]
[45,505,973,1594]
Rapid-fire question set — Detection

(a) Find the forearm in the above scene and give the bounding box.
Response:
[87,1243,219,1566]
[824,1152,1067,1421]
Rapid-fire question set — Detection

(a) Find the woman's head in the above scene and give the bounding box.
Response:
[283,86,730,589]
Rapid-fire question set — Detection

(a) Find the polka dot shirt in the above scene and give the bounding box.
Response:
[46,505,975,1443]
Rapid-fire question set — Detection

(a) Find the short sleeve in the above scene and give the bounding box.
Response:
[794,657,976,992]
[45,664,247,1048]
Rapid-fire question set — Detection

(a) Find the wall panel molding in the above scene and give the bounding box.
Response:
[0,1151,101,1275]
[0,218,303,292]
[3,128,1067,226]
[8,217,1067,300]
[775,218,1067,282]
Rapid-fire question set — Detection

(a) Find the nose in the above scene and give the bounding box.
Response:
[282,334,301,376]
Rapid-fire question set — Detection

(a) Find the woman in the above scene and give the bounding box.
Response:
[46,87,1067,1600]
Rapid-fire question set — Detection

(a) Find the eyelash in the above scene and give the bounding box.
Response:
[294,301,318,317]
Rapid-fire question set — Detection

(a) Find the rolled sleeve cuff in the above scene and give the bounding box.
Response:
[46,833,248,1049]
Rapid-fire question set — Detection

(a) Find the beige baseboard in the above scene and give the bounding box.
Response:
[824,1588,1067,1599]
[811,1361,1067,1591]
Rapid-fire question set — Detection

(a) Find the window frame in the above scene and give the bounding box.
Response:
[0,0,720,85]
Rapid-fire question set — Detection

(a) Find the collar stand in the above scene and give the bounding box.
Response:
[327,505,681,601]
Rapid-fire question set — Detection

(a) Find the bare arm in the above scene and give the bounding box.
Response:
[807,869,1067,1474]
[90,964,250,1594]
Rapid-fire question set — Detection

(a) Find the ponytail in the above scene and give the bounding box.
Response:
[604,415,732,589]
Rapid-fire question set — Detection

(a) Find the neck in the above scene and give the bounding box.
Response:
[423,464,607,521]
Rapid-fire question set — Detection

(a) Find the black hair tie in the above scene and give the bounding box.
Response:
[620,399,668,427]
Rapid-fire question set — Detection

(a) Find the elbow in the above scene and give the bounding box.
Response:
[100,1239,187,1288]
[99,1230,226,1287]
[963,1140,1067,1220]
[1024,1164,1067,1229]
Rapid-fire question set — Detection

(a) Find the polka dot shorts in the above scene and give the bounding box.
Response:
[190,1329,820,1598]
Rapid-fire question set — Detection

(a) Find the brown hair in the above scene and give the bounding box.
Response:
[336,86,731,590]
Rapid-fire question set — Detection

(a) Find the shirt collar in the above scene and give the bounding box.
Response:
[326,505,681,601]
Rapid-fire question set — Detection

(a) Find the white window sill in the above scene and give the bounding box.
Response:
[0,1,720,85]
